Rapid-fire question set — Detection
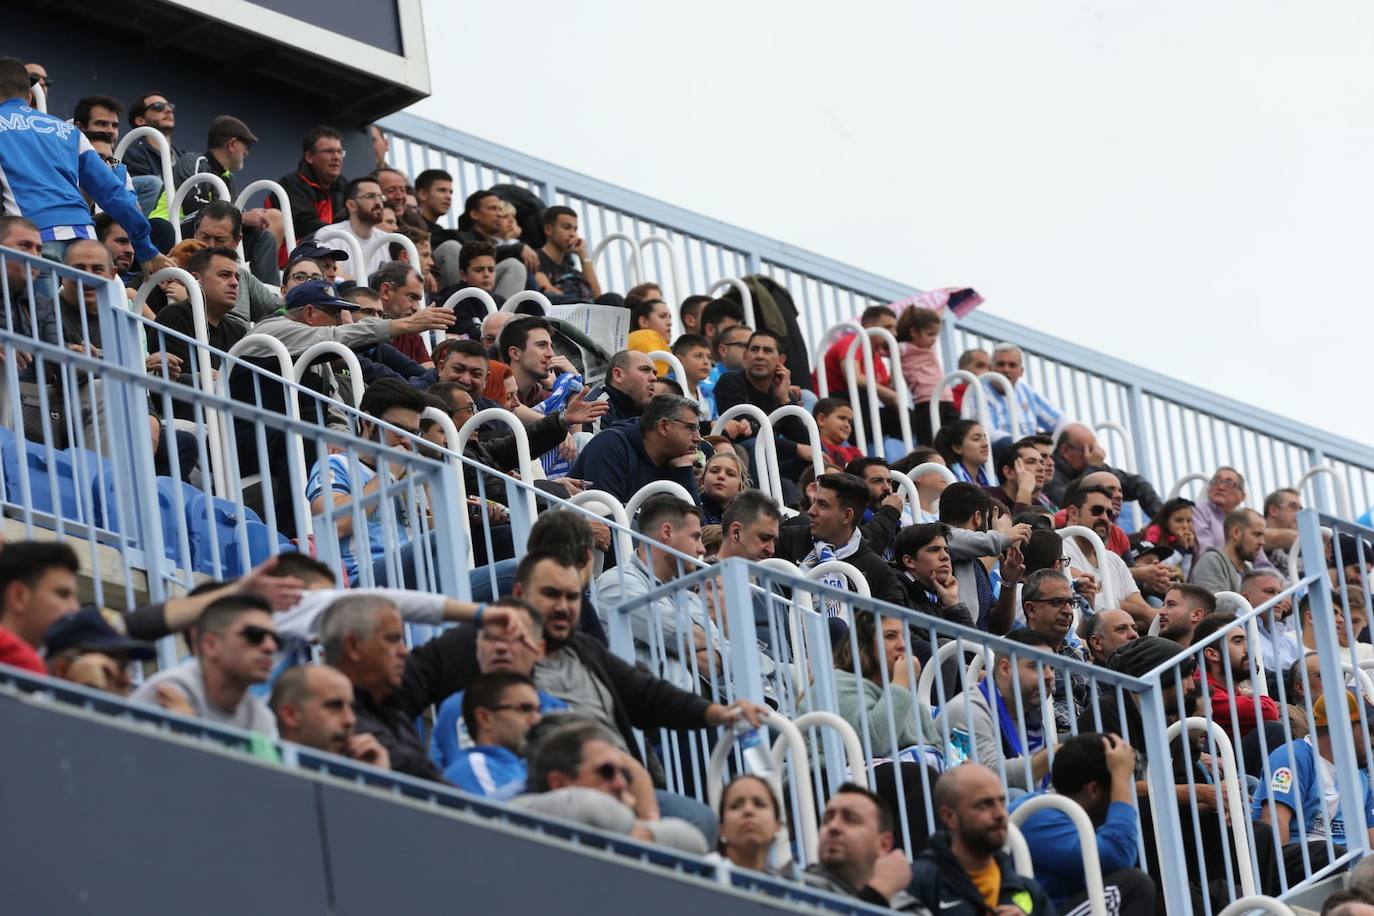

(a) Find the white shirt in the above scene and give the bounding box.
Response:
[322,220,387,279]
[1062,535,1140,612]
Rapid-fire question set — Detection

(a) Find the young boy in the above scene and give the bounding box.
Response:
[672,333,716,418]
[815,397,864,464]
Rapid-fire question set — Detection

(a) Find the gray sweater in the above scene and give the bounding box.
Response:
[947,528,1010,614]
[232,314,394,358]
[933,682,1042,791]
[832,668,940,758]
[1189,546,1245,609]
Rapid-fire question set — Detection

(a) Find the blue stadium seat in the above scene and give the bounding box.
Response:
[156,477,203,564]
[1,436,86,525]
[66,447,115,530]
[184,489,293,576]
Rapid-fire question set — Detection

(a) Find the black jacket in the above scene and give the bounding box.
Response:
[711,369,808,460]
[1046,453,1162,518]
[274,161,346,239]
[392,626,712,786]
[122,135,184,178]
[352,684,444,783]
[908,833,1056,916]
[600,385,641,428]
[774,523,910,609]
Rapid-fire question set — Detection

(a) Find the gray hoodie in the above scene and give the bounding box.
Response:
[1189,546,1246,610]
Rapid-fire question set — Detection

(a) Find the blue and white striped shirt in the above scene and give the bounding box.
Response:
[961,377,1062,441]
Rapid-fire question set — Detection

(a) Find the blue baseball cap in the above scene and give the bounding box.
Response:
[284,279,358,312]
[288,240,349,263]
[44,606,156,661]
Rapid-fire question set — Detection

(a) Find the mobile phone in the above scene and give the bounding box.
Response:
[583,384,609,402]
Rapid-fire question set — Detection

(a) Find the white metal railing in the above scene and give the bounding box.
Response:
[313,227,367,280]
[502,289,553,315]
[929,370,997,481]
[235,179,298,253]
[113,126,176,225]
[815,322,882,458]
[364,231,421,275]
[168,173,231,242]
[1008,794,1107,916]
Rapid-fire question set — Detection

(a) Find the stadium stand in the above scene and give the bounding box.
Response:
[3,14,1374,913]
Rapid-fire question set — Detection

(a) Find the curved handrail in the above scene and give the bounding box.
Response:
[502,289,554,315]
[363,231,421,274]
[708,277,755,330]
[1093,420,1136,474]
[1152,717,1257,898]
[1340,661,1374,707]
[815,321,882,458]
[313,228,367,280]
[1009,794,1107,916]
[589,233,643,289]
[850,326,914,455]
[1058,525,1118,610]
[774,711,869,789]
[1004,822,1034,878]
[1214,591,1270,698]
[713,404,780,507]
[646,348,689,389]
[234,179,298,252]
[706,710,819,863]
[1148,614,1162,636]
[293,342,366,407]
[114,127,175,229]
[928,370,997,481]
[978,371,1022,442]
[900,460,958,520]
[1167,472,1211,502]
[623,480,697,523]
[1216,897,1298,916]
[441,285,498,318]
[219,334,310,540]
[1293,464,1353,521]
[569,490,635,578]
[806,560,872,599]
[887,470,922,523]
[637,236,685,318]
[168,172,231,243]
[30,81,46,113]
[917,639,994,712]
[455,407,539,523]
[768,404,826,481]
[757,557,817,688]
[135,268,227,497]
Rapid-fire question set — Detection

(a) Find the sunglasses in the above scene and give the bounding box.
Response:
[146,101,175,112]
[237,624,279,647]
[590,762,633,784]
[28,74,53,89]
[1086,504,1115,518]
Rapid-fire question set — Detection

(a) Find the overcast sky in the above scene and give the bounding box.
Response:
[409,1,1374,447]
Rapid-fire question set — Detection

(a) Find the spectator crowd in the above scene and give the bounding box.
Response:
[5,55,1374,916]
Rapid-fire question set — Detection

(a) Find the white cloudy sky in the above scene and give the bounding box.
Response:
[409,1,1374,446]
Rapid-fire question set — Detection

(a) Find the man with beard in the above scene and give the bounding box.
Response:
[1192,612,1279,739]
[908,763,1055,916]
[93,213,135,286]
[1156,583,1216,647]
[444,672,543,799]
[934,629,1057,793]
[1191,506,1267,603]
[1242,568,1302,673]
[322,177,390,279]
[802,784,925,912]
[1060,484,1155,626]
[713,330,814,477]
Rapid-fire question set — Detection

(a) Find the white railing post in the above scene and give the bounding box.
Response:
[1058,525,1118,610]
[456,407,538,554]
[501,290,554,315]
[293,342,366,407]
[623,480,697,520]
[590,233,643,291]
[235,179,298,252]
[1009,795,1108,916]
[816,321,882,458]
[442,286,498,317]
[638,235,685,317]
[568,490,634,578]
[1093,420,1137,474]
[114,126,176,227]
[421,405,474,567]
[363,231,421,273]
[313,228,368,281]
[859,325,914,455]
[30,81,46,113]
[713,404,781,507]
[928,369,997,481]
[768,404,826,482]
[1167,472,1212,502]
[134,268,228,498]
[708,277,755,330]
[168,173,231,243]
[1293,464,1353,521]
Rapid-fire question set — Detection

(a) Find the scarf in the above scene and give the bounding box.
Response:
[801,529,863,618]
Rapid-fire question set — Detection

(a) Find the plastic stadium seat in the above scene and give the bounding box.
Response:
[65,447,115,529]
[156,477,203,564]
[184,489,293,576]
[1,436,87,525]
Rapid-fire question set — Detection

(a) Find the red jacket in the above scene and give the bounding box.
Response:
[0,628,45,675]
[1201,670,1279,736]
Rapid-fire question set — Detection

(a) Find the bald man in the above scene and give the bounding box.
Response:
[1046,422,1163,517]
[908,763,1055,915]
[270,664,390,768]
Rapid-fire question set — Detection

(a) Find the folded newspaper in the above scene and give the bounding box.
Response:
[546,303,629,355]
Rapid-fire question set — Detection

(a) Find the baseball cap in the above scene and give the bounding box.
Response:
[1312,690,1360,728]
[44,606,155,661]
[283,279,357,312]
[1127,540,1176,566]
[208,114,258,144]
[288,240,349,264]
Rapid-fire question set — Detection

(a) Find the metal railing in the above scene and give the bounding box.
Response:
[378,110,1374,522]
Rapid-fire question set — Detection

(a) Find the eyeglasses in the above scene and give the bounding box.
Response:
[722,341,748,350]
[287,271,322,284]
[1029,596,1076,610]
[1210,477,1242,490]
[313,146,347,157]
[665,417,700,431]
[236,624,279,647]
[590,762,633,784]
[489,702,540,715]
[146,101,175,112]
[1060,555,1071,567]
[452,403,477,417]
[355,192,384,201]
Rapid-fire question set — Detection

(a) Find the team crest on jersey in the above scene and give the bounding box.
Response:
[1270,767,1294,793]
